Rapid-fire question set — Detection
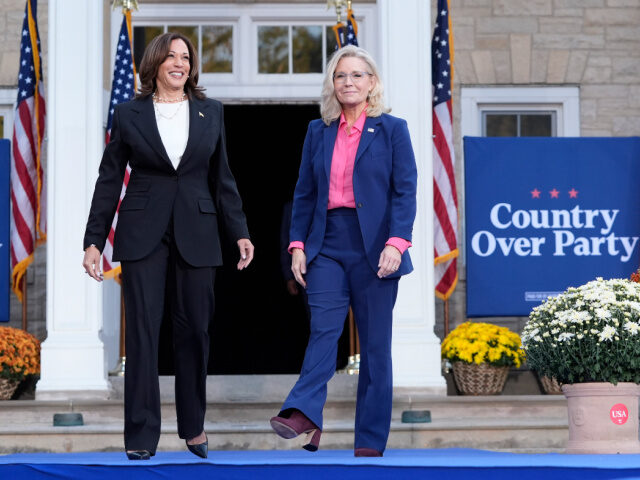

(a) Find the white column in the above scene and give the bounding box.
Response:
[378,0,446,393]
[37,0,110,399]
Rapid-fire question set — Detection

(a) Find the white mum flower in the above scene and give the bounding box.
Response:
[624,321,640,335]
[594,308,612,320]
[557,332,575,342]
[598,325,617,342]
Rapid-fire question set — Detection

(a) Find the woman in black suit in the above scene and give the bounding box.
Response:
[82,32,253,460]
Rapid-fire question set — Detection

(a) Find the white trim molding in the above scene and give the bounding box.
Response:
[112,2,378,101]
[461,86,580,138]
[0,89,17,140]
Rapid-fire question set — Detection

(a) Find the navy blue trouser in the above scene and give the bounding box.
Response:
[282,208,399,452]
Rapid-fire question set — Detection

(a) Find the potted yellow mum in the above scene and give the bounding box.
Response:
[441,321,525,395]
[0,326,41,400]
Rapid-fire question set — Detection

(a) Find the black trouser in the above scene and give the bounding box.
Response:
[121,223,215,453]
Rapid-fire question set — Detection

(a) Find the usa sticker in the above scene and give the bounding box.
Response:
[610,403,629,425]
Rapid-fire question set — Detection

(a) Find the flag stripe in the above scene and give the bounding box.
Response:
[432,0,458,300]
[11,0,46,301]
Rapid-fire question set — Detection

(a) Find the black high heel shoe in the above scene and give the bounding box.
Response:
[186,434,208,459]
[126,450,152,460]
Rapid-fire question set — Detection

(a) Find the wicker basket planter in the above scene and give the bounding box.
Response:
[0,378,19,400]
[451,362,509,395]
[540,375,563,395]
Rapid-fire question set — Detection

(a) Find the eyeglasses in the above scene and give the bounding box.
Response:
[333,71,373,84]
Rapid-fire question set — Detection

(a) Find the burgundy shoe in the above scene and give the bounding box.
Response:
[354,447,383,457]
[270,410,322,451]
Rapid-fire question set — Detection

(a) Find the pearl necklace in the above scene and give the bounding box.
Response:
[154,99,186,120]
[152,91,186,103]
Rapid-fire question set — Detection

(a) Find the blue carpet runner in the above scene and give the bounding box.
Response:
[2,448,640,479]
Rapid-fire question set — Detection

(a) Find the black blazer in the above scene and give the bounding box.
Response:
[83,95,249,267]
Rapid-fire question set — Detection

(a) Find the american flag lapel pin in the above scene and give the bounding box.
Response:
[199,111,204,118]
[367,128,375,133]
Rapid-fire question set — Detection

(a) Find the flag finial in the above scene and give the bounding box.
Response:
[327,0,347,23]
[112,0,138,13]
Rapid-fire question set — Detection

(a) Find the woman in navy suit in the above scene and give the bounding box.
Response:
[270,46,417,457]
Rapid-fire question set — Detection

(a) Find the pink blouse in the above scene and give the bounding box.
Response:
[290,109,411,255]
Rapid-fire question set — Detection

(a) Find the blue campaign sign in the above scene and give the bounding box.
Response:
[464,137,640,317]
[0,140,9,322]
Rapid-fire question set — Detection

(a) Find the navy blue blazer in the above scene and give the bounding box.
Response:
[290,113,417,278]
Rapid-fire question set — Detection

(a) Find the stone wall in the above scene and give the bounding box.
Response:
[437,0,640,339]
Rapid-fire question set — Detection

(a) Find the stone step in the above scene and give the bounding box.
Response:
[0,375,571,454]
[0,394,568,426]
[0,417,568,454]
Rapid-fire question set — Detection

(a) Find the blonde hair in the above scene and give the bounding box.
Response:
[320,45,389,125]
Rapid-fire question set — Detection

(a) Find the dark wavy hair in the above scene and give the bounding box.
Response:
[136,32,205,100]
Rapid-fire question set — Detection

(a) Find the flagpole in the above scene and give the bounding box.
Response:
[444,298,450,337]
[108,0,137,377]
[21,276,27,332]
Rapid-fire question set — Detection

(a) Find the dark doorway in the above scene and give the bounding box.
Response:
[157,104,350,375]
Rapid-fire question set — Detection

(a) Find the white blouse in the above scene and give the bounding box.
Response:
[154,100,189,170]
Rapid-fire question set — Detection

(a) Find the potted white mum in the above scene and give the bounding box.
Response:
[522,277,640,454]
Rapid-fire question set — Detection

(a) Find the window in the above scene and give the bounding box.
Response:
[120,3,378,100]
[257,24,336,75]
[461,87,580,138]
[483,111,556,137]
[133,24,233,74]
[0,90,16,140]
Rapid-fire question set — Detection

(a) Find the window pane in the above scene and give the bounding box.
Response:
[202,26,233,73]
[133,26,164,68]
[485,114,517,137]
[258,26,289,74]
[326,25,338,61]
[521,114,553,137]
[292,26,322,73]
[167,26,198,52]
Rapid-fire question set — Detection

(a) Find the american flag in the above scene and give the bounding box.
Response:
[432,0,459,300]
[102,12,136,279]
[332,6,358,48]
[11,0,46,301]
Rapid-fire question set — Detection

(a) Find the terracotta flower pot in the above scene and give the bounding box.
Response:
[563,382,640,454]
